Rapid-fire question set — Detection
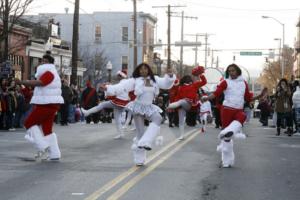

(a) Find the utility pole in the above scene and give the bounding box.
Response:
[211,48,214,68]
[152,4,185,69]
[126,0,143,69]
[185,33,214,68]
[172,11,197,76]
[71,0,80,85]
[3,0,9,62]
[194,35,199,66]
[179,11,184,76]
[204,33,208,68]
[133,0,138,69]
[167,5,171,68]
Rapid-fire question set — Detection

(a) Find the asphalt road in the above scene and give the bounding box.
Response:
[0,119,299,200]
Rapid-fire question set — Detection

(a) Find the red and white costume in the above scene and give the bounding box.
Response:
[213,75,252,167]
[81,71,133,139]
[199,99,212,132]
[24,63,64,160]
[168,74,207,140]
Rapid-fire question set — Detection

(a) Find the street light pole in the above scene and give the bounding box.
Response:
[262,15,285,78]
[133,0,138,69]
[126,0,142,69]
[282,23,285,78]
[274,38,281,65]
[106,61,113,83]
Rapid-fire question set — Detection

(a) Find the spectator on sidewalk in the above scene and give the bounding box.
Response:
[292,85,300,135]
[257,87,271,126]
[274,78,293,136]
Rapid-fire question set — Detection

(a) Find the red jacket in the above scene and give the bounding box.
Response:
[176,75,207,102]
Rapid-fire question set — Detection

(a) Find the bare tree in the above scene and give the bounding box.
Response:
[258,46,294,93]
[80,47,108,86]
[0,0,34,62]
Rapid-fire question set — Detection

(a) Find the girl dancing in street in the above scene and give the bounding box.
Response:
[203,64,262,168]
[167,66,207,140]
[101,63,175,166]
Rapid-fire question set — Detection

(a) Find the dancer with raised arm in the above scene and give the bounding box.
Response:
[101,63,175,166]
[167,66,207,140]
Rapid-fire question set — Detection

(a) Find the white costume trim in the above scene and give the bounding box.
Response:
[25,125,49,151]
[45,133,61,159]
[137,123,160,149]
[131,137,146,166]
[30,63,64,104]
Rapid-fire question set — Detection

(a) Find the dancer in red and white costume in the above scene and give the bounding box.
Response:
[16,54,64,160]
[203,64,262,167]
[81,70,131,139]
[199,95,212,133]
[167,66,207,140]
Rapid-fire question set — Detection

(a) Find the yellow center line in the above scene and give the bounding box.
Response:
[84,129,198,200]
[107,130,199,200]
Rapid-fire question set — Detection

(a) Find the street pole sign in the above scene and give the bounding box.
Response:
[240,51,262,56]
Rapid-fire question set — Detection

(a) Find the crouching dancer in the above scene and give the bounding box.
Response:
[101,63,175,166]
[202,64,261,168]
[16,54,64,161]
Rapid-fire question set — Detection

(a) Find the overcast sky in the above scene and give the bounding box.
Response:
[28,0,300,77]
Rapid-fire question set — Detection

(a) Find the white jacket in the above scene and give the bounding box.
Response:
[223,76,246,109]
[30,63,64,104]
[107,74,175,105]
[292,86,300,108]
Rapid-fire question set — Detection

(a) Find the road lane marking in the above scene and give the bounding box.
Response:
[71,193,85,196]
[84,129,198,200]
[107,130,198,200]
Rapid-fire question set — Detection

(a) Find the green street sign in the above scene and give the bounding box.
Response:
[240,51,262,56]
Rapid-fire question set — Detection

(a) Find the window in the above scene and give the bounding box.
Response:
[122,27,128,42]
[95,24,102,42]
[122,56,128,70]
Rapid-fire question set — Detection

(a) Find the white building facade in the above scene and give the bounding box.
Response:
[24,12,157,83]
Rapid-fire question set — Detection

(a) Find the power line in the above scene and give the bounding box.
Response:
[152,4,186,68]
[172,0,300,12]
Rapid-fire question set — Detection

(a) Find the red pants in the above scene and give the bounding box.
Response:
[221,106,246,128]
[24,104,60,136]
